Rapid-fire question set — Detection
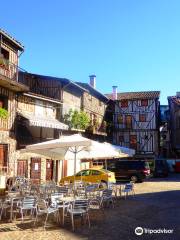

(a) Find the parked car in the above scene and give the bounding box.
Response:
[107,160,151,183]
[59,168,116,185]
[153,159,169,177]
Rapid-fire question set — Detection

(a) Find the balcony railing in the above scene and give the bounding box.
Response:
[0,57,25,82]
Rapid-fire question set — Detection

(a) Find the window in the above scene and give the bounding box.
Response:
[125,115,132,129]
[0,96,8,110]
[119,135,124,142]
[117,114,123,124]
[1,48,9,60]
[121,100,128,108]
[139,114,146,122]
[141,99,148,107]
[130,135,137,149]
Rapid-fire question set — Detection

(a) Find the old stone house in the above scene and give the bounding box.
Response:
[0,29,28,176]
[168,93,180,157]
[76,75,108,140]
[16,91,68,183]
[17,72,89,182]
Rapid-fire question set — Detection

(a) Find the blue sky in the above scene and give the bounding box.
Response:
[1,0,180,104]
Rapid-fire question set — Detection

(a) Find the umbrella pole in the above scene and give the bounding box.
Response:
[74,146,77,184]
[105,159,107,170]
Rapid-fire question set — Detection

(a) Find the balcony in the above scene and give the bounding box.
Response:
[86,120,107,136]
[0,57,29,92]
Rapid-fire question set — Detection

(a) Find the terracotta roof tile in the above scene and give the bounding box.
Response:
[105,91,160,100]
[168,96,180,105]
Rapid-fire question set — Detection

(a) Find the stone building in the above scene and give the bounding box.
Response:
[76,75,108,140]
[168,93,180,157]
[0,29,28,176]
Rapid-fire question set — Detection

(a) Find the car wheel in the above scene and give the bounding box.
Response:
[130,175,138,183]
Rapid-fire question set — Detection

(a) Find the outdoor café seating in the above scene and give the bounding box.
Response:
[35,198,60,229]
[122,182,135,199]
[16,196,37,222]
[65,198,90,231]
[0,177,124,233]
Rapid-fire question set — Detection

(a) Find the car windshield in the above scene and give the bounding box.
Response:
[102,169,111,173]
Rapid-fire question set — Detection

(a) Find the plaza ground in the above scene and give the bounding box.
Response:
[0,174,180,240]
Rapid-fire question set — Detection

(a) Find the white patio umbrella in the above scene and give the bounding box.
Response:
[22,134,92,177]
[64,140,135,160]
[22,134,135,178]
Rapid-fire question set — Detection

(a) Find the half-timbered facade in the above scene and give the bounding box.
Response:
[0,29,28,176]
[168,93,180,157]
[108,91,160,158]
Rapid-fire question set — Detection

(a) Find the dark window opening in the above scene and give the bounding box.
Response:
[0,96,8,110]
[119,135,124,142]
[117,114,123,124]
[1,48,9,60]
[121,100,128,108]
[141,99,148,107]
[125,115,132,129]
[139,114,146,122]
[130,135,137,149]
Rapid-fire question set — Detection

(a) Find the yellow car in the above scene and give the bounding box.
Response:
[59,168,116,185]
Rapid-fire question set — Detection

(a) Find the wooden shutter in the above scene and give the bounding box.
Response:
[0,144,7,170]
[63,160,67,177]
[17,160,28,177]
[46,159,53,181]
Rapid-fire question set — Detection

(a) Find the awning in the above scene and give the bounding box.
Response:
[18,112,69,130]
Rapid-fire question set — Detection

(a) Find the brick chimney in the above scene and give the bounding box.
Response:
[112,86,118,100]
[89,75,96,88]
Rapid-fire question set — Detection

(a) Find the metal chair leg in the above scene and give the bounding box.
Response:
[44,213,48,229]
[71,213,74,231]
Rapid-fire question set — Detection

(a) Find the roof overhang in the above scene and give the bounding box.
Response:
[0,29,24,51]
[0,74,29,92]
[18,112,69,130]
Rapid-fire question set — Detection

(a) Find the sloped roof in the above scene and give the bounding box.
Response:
[19,72,88,92]
[168,96,180,106]
[105,91,160,100]
[76,82,108,103]
[0,29,24,51]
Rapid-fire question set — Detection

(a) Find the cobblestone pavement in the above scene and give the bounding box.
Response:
[1,174,180,240]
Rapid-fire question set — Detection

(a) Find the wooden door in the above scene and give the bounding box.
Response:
[17,160,28,177]
[46,159,53,181]
[130,135,137,150]
[0,144,7,172]
[30,158,41,182]
[63,160,67,177]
